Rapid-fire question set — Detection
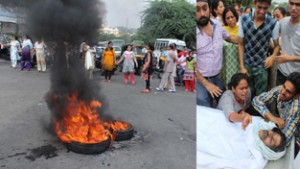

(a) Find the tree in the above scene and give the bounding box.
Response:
[98,33,117,42]
[208,0,253,8]
[137,0,196,49]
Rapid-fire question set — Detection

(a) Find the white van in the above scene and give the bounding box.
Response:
[153,38,186,65]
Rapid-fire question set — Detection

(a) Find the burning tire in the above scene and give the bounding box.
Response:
[115,123,134,141]
[66,137,111,154]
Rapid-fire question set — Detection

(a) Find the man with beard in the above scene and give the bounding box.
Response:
[196,0,238,107]
[275,0,300,85]
[238,0,280,97]
[252,72,300,146]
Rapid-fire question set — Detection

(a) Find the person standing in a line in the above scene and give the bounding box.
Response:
[117,45,138,85]
[156,43,178,93]
[101,41,116,82]
[34,39,47,72]
[141,44,155,93]
[9,36,21,68]
[20,34,33,71]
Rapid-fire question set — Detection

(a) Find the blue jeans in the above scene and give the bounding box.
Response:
[177,67,184,86]
[196,74,225,107]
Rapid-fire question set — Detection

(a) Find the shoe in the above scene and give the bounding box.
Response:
[131,81,135,85]
[168,89,176,93]
[192,90,196,93]
[108,80,111,83]
[156,87,163,91]
[185,89,189,92]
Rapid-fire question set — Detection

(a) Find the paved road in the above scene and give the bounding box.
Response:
[0,59,196,169]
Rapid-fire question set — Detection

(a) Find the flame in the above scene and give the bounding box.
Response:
[110,120,131,131]
[54,93,111,144]
[52,93,131,144]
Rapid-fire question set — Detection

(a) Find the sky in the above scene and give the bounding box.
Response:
[101,0,195,29]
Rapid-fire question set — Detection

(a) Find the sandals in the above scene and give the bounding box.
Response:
[141,89,150,93]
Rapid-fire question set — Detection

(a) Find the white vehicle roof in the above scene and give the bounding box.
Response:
[154,38,186,51]
[155,38,186,45]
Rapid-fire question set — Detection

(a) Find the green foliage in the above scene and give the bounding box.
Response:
[98,33,117,42]
[270,2,289,13]
[208,0,252,7]
[118,33,132,43]
[137,0,196,49]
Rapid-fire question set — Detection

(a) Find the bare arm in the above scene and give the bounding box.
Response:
[252,86,285,129]
[133,54,138,67]
[116,56,124,65]
[265,39,280,68]
[101,51,105,63]
[263,111,285,129]
[142,54,151,72]
[275,51,300,63]
[228,110,252,130]
[238,37,247,74]
[226,35,239,44]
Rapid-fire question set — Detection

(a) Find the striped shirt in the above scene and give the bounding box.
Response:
[252,85,300,145]
[196,19,230,77]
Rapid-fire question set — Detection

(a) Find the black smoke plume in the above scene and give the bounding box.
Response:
[22,0,112,122]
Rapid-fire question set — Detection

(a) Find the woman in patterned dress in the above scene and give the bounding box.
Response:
[182,52,196,92]
[9,36,21,68]
[116,45,138,84]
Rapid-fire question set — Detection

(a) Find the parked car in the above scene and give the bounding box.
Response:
[0,46,10,60]
[95,46,105,69]
[113,46,122,60]
[133,45,145,75]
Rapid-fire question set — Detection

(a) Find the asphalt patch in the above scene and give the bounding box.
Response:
[7,152,27,158]
[0,152,27,161]
[25,144,58,161]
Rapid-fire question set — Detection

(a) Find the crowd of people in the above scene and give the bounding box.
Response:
[1,34,196,96]
[58,40,196,94]
[196,0,300,159]
[0,34,47,72]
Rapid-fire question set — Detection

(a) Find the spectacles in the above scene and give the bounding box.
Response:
[289,1,300,7]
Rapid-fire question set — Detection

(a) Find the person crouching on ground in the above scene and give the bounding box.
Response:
[217,73,252,130]
[252,72,300,146]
